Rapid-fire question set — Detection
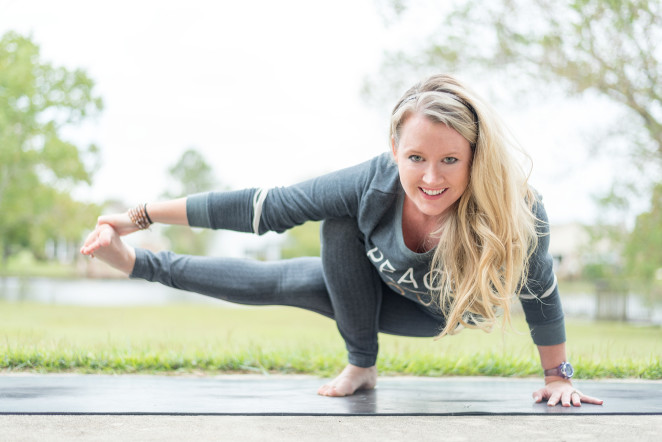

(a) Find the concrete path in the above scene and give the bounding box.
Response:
[2,415,662,441]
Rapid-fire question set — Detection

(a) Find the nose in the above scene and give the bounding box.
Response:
[422,163,444,185]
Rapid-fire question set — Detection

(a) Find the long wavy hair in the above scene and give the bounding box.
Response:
[390,74,539,338]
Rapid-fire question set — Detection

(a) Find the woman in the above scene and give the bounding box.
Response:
[81,74,602,407]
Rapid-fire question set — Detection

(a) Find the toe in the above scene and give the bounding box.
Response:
[317,384,331,396]
[318,384,345,397]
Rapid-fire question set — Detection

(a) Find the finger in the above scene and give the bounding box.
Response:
[96,215,112,227]
[82,225,113,255]
[571,391,582,407]
[561,391,572,407]
[82,229,99,249]
[81,238,100,255]
[579,394,604,405]
[97,224,114,247]
[81,231,100,255]
[96,213,135,236]
[532,388,547,403]
[547,391,562,407]
[84,228,105,252]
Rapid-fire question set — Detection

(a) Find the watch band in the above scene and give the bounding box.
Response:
[544,361,574,379]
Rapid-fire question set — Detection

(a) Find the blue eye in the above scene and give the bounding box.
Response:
[443,157,458,164]
[409,155,424,162]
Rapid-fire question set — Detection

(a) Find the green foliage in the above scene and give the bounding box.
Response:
[580,183,662,293]
[281,221,321,258]
[581,222,626,283]
[161,226,213,256]
[0,31,103,262]
[161,148,220,255]
[624,184,662,287]
[163,148,217,197]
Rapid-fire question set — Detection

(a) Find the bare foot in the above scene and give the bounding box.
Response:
[81,224,136,275]
[317,364,377,397]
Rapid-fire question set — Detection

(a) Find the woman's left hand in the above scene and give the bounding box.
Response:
[532,380,604,407]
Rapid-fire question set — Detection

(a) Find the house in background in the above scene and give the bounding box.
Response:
[549,222,623,281]
[549,223,589,280]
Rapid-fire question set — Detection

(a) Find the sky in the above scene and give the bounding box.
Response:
[1,0,620,226]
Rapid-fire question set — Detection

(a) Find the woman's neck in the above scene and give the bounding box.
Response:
[401,197,442,253]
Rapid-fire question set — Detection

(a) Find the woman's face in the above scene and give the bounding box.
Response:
[392,113,472,224]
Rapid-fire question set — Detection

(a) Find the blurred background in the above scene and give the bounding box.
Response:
[1,0,661,324]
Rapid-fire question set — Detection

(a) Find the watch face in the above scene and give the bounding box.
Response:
[562,362,574,378]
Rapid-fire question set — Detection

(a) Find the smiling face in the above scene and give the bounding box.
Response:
[392,112,473,225]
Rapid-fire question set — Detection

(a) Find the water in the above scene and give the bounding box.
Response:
[1,277,661,324]
[0,277,232,307]
[560,292,662,325]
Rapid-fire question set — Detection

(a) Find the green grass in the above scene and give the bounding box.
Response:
[1,301,660,379]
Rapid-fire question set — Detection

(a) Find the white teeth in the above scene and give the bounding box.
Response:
[421,188,446,196]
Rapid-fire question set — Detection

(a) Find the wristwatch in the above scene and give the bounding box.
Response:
[544,361,574,379]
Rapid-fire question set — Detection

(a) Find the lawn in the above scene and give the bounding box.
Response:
[1,301,660,379]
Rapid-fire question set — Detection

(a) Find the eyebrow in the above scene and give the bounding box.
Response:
[401,146,464,156]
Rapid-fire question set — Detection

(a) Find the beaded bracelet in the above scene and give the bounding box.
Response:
[128,203,153,230]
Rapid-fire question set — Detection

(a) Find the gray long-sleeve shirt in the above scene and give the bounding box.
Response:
[186,152,565,346]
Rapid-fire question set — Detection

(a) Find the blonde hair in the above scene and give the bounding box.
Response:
[390,74,539,338]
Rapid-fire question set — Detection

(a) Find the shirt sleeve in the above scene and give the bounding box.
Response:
[185,157,375,234]
[518,195,566,346]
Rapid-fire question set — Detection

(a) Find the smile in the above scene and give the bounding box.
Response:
[420,187,447,196]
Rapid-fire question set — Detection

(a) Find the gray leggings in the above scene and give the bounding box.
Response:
[130,217,446,367]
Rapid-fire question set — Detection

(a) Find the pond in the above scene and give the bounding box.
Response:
[1,277,661,324]
[0,277,231,307]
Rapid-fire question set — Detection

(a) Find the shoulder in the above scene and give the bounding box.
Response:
[365,152,400,193]
[330,152,400,194]
[528,187,550,233]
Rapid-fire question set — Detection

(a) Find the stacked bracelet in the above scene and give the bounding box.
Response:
[128,203,153,230]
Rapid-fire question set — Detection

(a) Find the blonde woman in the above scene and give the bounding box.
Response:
[81,74,602,407]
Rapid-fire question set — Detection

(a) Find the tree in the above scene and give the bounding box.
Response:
[163,148,217,197]
[624,183,662,290]
[370,0,661,174]
[161,148,219,255]
[0,31,103,263]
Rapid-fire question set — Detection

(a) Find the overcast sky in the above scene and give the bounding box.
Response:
[1,0,619,225]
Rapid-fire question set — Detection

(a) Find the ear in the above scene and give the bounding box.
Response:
[391,136,398,163]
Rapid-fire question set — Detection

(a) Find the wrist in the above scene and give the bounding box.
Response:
[543,361,574,379]
[128,203,153,230]
[544,375,571,385]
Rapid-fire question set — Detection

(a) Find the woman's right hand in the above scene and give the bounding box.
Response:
[95,212,140,237]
